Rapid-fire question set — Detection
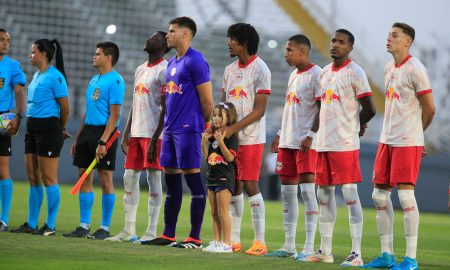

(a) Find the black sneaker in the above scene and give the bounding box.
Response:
[87,228,110,240]
[173,237,203,249]
[32,223,56,236]
[10,222,37,234]
[141,235,177,246]
[62,226,90,238]
[0,221,9,232]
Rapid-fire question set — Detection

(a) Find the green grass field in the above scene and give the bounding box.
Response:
[1,181,449,270]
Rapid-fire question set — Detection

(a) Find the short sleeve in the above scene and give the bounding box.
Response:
[227,134,239,156]
[11,62,26,86]
[255,64,271,94]
[312,70,322,100]
[352,67,372,99]
[52,73,68,98]
[158,68,166,95]
[109,76,126,105]
[411,63,432,96]
[189,54,210,87]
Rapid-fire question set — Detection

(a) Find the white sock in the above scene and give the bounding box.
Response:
[372,188,394,254]
[249,193,265,244]
[281,185,298,251]
[342,184,363,256]
[300,183,318,253]
[146,169,162,238]
[123,169,141,235]
[398,189,419,259]
[317,186,336,256]
[229,193,244,243]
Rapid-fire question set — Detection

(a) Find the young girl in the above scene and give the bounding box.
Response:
[202,102,238,253]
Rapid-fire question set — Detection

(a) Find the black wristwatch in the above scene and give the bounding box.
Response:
[15,113,23,119]
[98,139,107,146]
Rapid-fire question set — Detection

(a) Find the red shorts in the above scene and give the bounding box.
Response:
[372,143,422,187]
[124,138,163,171]
[316,150,362,186]
[236,144,264,181]
[275,148,317,181]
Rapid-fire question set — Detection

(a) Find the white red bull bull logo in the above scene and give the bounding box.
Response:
[229,86,248,100]
[285,92,301,105]
[321,89,340,104]
[385,87,400,101]
[134,83,150,96]
[166,81,183,95]
[208,152,228,165]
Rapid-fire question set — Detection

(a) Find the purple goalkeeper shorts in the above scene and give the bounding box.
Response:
[160,132,202,169]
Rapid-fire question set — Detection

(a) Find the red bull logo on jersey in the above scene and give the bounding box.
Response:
[166,81,183,95]
[285,92,301,105]
[229,86,248,100]
[134,83,150,96]
[208,152,228,165]
[321,89,340,104]
[386,87,400,101]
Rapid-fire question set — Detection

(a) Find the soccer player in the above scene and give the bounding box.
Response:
[362,22,435,270]
[63,42,125,240]
[264,34,320,260]
[11,39,70,236]
[0,29,26,232]
[306,29,376,266]
[143,17,213,249]
[221,23,270,256]
[105,31,170,243]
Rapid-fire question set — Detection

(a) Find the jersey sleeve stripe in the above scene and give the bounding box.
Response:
[315,97,321,101]
[221,87,225,93]
[416,89,432,96]
[257,89,271,94]
[161,85,166,95]
[356,92,373,99]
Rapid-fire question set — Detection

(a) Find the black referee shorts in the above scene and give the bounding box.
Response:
[72,125,118,170]
[25,117,64,157]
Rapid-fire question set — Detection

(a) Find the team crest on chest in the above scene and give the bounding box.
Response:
[212,140,219,149]
[92,88,100,101]
[170,67,176,76]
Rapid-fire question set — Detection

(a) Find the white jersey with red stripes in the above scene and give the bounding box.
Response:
[380,55,432,146]
[130,59,167,138]
[222,55,271,145]
[279,64,322,149]
[315,59,372,151]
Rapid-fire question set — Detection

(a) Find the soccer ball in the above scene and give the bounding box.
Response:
[0,112,16,134]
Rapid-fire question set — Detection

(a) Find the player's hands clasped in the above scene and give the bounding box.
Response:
[214,129,226,143]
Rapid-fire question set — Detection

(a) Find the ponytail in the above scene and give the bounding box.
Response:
[51,39,66,80]
[34,38,67,80]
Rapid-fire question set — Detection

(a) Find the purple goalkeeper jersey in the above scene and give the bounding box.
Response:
[164,47,210,134]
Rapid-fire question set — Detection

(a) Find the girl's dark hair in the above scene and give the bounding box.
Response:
[34,39,66,79]
[227,23,260,55]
